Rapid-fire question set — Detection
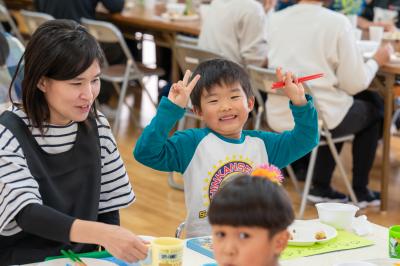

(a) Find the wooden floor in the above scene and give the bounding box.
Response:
[112,90,400,238]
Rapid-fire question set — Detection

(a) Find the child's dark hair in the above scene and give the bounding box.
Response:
[9,19,105,133]
[208,174,295,238]
[190,59,253,110]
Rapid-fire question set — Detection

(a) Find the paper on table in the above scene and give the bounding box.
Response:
[352,215,373,236]
[281,230,374,260]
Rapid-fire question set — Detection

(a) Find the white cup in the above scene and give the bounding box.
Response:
[369,26,384,43]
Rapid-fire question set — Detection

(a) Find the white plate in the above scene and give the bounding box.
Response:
[37,257,117,266]
[288,220,337,246]
[161,12,200,21]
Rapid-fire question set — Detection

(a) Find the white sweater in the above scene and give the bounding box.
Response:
[266,4,379,131]
[198,0,268,66]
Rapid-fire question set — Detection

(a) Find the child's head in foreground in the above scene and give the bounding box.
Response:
[208,170,294,266]
[190,59,255,139]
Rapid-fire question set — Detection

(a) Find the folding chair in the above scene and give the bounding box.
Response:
[20,10,54,36]
[0,4,24,43]
[175,34,198,46]
[247,65,357,218]
[81,18,164,134]
[175,221,185,238]
[166,42,223,190]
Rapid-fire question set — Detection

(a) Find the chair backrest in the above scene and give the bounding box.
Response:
[175,34,198,46]
[81,18,133,63]
[20,10,54,36]
[174,42,223,73]
[0,4,24,43]
[247,64,328,131]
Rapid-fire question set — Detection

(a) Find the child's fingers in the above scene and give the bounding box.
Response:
[285,71,294,85]
[186,74,201,93]
[182,70,191,87]
[276,67,284,82]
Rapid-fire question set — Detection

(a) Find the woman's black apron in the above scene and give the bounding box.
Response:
[0,111,102,265]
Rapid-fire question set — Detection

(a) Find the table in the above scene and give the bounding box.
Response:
[372,63,400,211]
[26,222,391,266]
[281,222,389,266]
[96,3,201,82]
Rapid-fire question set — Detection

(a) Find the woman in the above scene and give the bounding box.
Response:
[0,19,147,264]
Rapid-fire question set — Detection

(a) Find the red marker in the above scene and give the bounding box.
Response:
[271,73,324,89]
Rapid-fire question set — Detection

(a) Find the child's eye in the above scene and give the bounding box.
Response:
[239,232,250,239]
[91,78,100,84]
[231,95,241,99]
[70,82,82,86]
[215,231,226,238]
[208,100,218,104]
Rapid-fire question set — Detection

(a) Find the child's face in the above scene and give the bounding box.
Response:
[212,225,289,266]
[194,82,254,139]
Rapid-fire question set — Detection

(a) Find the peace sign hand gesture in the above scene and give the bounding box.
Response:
[168,70,201,108]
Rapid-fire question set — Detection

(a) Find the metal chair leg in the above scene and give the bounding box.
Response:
[298,147,318,219]
[326,136,358,204]
[168,172,184,191]
[175,222,185,238]
[112,69,130,134]
[286,165,301,195]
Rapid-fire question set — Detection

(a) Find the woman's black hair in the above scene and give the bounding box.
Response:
[0,33,10,66]
[189,59,253,110]
[8,19,105,133]
[208,174,295,238]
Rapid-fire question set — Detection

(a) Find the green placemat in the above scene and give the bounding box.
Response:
[45,250,111,261]
[281,230,374,260]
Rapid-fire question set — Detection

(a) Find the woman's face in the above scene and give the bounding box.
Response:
[38,61,101,125]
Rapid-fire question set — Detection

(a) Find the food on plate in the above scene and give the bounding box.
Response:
[315,231,327,240]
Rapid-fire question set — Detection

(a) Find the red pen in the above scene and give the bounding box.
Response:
[271,73,324,89]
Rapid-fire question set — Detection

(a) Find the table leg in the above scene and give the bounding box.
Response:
[381,73,395,211]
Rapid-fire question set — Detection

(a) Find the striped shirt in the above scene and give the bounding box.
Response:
[0,106,135,236]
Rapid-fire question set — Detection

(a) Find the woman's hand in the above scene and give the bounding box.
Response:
[70,219,149,263]
[276,67,307,106]
[99,224,149,263]
[168,70,201,108]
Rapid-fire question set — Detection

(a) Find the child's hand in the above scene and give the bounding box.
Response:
[168,70,201,108]
[276,68,307,106]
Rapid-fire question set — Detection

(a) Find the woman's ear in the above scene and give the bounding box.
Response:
[37,77,48,92]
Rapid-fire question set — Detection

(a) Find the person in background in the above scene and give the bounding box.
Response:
[0,32,24,113]
[208,166,294,266]
[34,0,124,22]
[134,58,318,237]
[198,0,268,66]
[359,0,399,31]
[0,20,147,264]
[266,0,391,207]
[34,0,143,119]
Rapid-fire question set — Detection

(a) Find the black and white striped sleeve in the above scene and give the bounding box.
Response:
[97,115,135,214]
[0,124,42,236]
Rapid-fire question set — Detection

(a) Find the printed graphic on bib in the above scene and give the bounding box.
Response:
[202,155,254,209]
